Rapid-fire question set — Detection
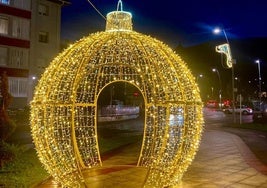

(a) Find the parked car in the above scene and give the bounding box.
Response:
[223,105,253,115]
[206,100,218,108]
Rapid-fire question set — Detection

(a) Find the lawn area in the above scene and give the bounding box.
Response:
[1,108,49,187]
[97,126,143,154]
[0,145,49,187]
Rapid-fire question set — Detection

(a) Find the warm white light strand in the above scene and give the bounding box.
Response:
[31,7,203,188]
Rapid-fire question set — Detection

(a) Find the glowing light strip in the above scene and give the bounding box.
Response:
[215,43,233,68]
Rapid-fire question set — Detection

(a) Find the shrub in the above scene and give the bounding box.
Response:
[0,141,25,168]
[0,142,48,187]
[0,118,16,141]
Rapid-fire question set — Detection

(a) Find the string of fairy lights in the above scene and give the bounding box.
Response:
[30,3,203,188]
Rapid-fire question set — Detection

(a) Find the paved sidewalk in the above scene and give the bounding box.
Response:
[35,129,267,187]
[180,130,267,187]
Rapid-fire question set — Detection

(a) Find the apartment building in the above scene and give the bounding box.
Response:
[0,0,69,108]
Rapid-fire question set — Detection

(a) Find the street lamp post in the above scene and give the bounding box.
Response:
[212,68,222,110]
[214,27,236,123]
[255,59,262,110]
[231,62,236,123]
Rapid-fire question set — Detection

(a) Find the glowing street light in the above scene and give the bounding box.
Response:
[213,27,229,43]
[212,68,222,110]
[196,74,203,82]
[255,59,262,109]
[213,27,236,122]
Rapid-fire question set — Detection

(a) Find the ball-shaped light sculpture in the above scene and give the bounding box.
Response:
[31,7,203,188]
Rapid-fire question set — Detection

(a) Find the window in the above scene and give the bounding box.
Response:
[0,46,8,66]
[0,0,10,5]
[38,4,49,16]
[39,31,49,43]
[14,0,31,10]
[12,19,20,38]
[10,48,29,68]
[8,77,28,97]
[12,18,30,39]
[0,16,8,35]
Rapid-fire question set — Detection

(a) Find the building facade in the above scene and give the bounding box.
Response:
[0,0,68,108]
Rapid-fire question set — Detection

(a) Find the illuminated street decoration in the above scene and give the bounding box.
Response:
[215,43,233,68]
[30,2,203,187]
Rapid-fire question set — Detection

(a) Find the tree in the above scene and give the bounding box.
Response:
[0,71,15,141]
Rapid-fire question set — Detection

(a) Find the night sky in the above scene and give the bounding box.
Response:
[61,0,267,47]
[61,0,267,99]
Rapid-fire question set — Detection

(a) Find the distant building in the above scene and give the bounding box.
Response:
[0,0,69,108]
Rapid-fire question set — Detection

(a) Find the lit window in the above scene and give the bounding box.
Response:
[38,31,49,43]
[0,0,10,5]
[0,16,9,35]
[0,46,8,66]
[8,77,28,97]
[38,4,49,16]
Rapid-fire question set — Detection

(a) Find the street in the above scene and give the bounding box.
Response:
[204,107,253,125]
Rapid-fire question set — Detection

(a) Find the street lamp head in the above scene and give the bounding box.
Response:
[213,27,221,34]
[212,68,216,72]
[255,59,260,64]
[213,27,230,44]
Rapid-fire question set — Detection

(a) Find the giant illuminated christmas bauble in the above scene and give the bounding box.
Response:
[31,6,203,188]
